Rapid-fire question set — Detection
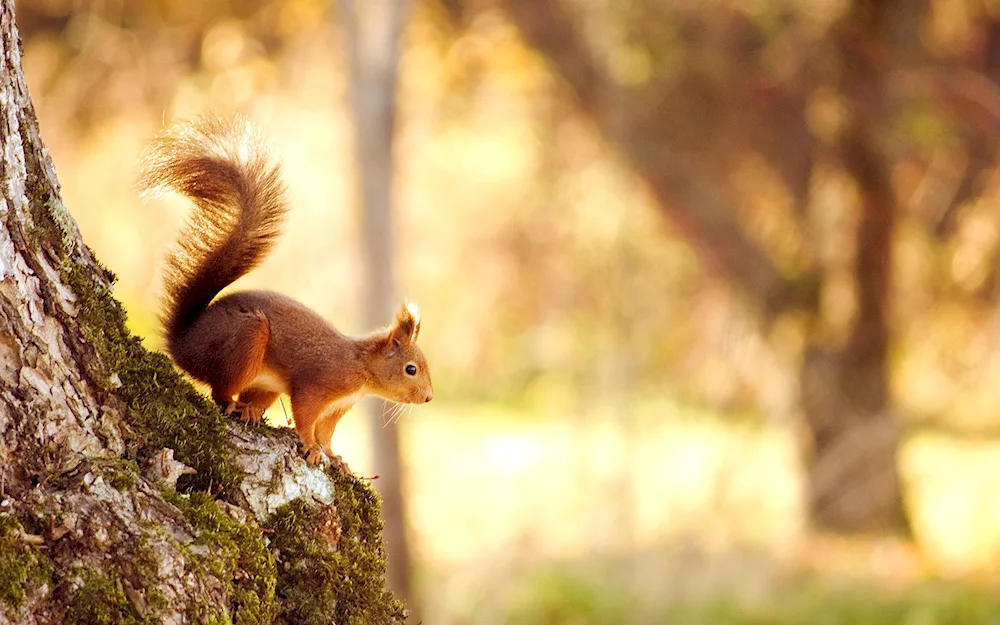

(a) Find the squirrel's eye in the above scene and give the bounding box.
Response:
[405,364,418,376]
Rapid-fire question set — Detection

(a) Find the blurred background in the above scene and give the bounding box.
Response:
[14,0,1000,622]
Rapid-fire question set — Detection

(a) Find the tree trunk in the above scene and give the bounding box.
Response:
[494,0,910,533]
[0,2,404,623]
[341,0,417,617]
[798,0,908,534]
[800,351,906,533]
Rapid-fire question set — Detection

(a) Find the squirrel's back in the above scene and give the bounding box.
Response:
[139,115,288,353]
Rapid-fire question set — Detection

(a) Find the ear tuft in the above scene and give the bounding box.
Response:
[390,301,421,347]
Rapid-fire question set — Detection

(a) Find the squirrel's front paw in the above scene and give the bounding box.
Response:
[301,445,352,474]
[304,445,325,467]
[223,401,265,424]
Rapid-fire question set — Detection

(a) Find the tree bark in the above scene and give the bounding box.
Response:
[341,0,417,617]
[797,0,908,534]
[0,2,405,623]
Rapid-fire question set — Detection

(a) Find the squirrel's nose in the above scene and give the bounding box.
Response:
[424,391,433,403]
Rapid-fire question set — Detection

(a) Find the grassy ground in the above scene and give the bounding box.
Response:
[271,397,1000,624]
[496,571,1000,625]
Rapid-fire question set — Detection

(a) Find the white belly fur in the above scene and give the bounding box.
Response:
[246,372,366,418]
[321,388,367,418]
[248,369,290,395]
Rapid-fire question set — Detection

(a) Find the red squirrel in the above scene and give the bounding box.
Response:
[140,115,433,466]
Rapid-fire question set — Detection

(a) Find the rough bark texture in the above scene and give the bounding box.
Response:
[0,1,406,623]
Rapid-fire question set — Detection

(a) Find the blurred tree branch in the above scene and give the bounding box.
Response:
[497,0,819,318]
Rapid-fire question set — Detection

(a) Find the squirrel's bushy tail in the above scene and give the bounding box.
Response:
[139,115,288,346]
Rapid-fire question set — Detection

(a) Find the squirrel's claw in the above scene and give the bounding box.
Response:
[302,445,352,474]
[240,404,266,424]
[223,400,265,424]
[304,445,325,467]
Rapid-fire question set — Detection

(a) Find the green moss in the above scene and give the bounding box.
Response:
[43,195,85,256]
[63,259,242,495]
[16,166,241,496]
[21,170,403,622]
[129,532,168,611]
[0,515,53,614]
[266,470,407,624]
[98,456,141,491]
[201,612,235,625]
[165,491,276,625]
[56,251,404,621]
[65,567,155,625]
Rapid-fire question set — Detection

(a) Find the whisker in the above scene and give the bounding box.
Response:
[379,399,391,426]
[393,403,411,425]
[381,400,394,429]
[278,396,290,426]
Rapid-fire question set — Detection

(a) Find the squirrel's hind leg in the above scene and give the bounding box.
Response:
[206,308,271,415]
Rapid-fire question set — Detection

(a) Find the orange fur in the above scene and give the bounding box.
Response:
[141,115,434,466]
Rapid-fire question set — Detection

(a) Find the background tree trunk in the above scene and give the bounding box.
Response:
[0,2,405,622]
[494,0,910,533]
[798,0,908,534]
[341,0,417,616]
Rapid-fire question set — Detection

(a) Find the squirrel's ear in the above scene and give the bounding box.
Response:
[389,302,420,348]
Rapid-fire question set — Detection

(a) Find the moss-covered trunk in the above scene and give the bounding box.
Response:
[0,2,405,623]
